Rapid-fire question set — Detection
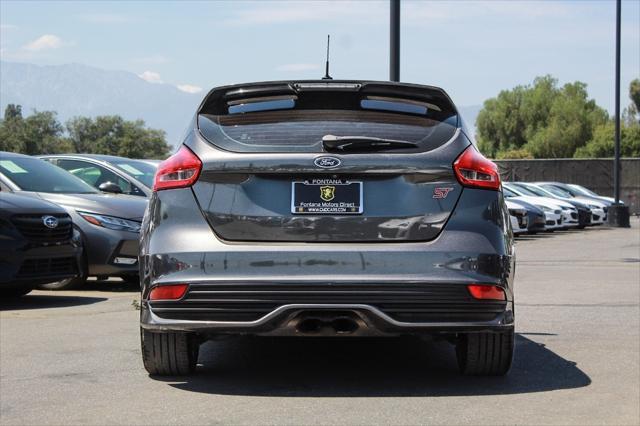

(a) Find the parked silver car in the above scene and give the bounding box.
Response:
[40,154,158,197]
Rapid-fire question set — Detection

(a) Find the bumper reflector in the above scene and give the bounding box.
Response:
[467,284,506,301]
[149,284,188,301]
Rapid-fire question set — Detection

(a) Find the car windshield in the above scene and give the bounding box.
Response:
[541,185,572,198]
[503,187,518,198]
[508,184,540,197]
[0,156,98,193]
[111,159,158,189]
[570,184,599,197]
[521,185,550,197]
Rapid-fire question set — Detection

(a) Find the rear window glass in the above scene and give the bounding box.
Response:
[229,98,295,114]
[199,109,457,153]
[361,99,428,115]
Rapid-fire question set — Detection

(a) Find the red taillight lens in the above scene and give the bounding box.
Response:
[453,145,501,190]
[153,145,202,191]
[149,284,188,301]
[467,284,506,300]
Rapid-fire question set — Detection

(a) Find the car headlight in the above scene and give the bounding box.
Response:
[78,211,141,233]
[588,204,600,209]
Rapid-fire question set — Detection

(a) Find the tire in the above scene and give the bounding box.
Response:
[38,275,87,290]
[1,286,33,297]
[141,328,199,376]
[456,329,514,376]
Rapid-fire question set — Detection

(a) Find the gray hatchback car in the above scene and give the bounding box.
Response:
[139,80,516,376]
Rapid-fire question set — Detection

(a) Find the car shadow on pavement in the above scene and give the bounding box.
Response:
[161,334,591,397]
[0,293,107,311]
[81,279,139,293]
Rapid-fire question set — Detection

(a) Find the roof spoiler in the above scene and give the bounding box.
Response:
[197,80,458,120]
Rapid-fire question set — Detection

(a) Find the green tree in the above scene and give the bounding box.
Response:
[574,121,640,158]
[630,78,640,112]
[66,115,170,159]
[21,110,69,155]
[0,107,70,154]
[477,76,608,158]
[0,104,25,152]
[627,79,640,125]
[526,82,608,158]
[476,86,527,157]
[574,79,640,158]
[1,105,170,158]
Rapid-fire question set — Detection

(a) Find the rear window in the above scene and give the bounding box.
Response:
[197,83,458,153]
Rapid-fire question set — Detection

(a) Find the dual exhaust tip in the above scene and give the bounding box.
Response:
[296,317,359,335]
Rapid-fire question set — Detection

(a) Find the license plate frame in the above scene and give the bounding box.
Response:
[291,179,363,215]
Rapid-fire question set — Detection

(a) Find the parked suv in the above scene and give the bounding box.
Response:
[139,80,516,376]
[0,192,82,296]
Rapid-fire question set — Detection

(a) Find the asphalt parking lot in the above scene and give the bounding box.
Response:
[1,219,639,425]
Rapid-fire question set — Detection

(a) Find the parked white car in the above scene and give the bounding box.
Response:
[568,183,618,205]
[518,182,607,226]
[503,183,572,230]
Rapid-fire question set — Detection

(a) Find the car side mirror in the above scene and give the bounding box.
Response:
[98,182,123,194]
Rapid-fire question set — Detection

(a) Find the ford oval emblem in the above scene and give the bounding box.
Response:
[314,156,341,169]
[42,215,59,229]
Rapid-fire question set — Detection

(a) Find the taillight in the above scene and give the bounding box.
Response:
[149,284,188,301]
[467,284,506,300]
[453,145,501,190]
[153,145,202,191]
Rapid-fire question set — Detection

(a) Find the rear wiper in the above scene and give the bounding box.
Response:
[322,134,418,151]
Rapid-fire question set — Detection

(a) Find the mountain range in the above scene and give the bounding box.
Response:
[0,61,480,146]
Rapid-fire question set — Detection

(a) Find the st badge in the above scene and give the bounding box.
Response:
[433,187,454,199]
[320,186,335,201]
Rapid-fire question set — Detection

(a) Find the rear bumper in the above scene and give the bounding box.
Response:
[140,187,515,335]
[141,302,514,336]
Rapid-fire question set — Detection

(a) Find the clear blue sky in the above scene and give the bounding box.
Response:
[1,0,639,112]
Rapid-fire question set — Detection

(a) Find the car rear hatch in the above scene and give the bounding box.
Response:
[190,80,470,243]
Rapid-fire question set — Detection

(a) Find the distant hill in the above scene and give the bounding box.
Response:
[0,61,481,147]
[0,61,202,145]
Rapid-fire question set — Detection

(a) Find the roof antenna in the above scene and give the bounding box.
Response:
[322,34,333,80]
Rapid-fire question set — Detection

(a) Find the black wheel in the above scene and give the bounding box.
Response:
[456,329,514,376]
[141,328,199,376]
[1,286,33,297]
